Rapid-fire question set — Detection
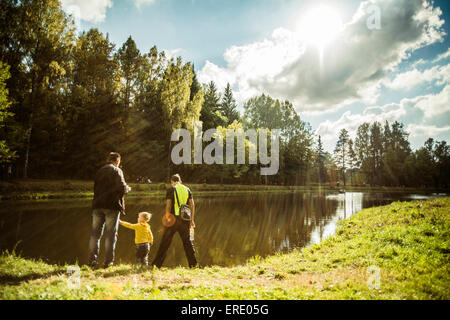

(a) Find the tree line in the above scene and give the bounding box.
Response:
[0,0,448,188]
[327,123,450,188]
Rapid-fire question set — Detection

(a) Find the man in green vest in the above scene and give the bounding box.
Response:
[152,174,197,268]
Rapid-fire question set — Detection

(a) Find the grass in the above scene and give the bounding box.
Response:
[1,179,446,201]
[1,197,449,300]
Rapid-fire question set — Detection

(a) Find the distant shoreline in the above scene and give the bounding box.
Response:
[1,179,448,201]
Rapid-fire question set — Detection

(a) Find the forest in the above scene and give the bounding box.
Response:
[0,0,449,188]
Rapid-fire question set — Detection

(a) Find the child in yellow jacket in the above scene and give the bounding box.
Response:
[119,212,153,266]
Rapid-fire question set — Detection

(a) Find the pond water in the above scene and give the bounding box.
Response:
[0,192,447,267]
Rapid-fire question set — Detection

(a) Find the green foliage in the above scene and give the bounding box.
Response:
[0,61,15,163]
[312,136,328,184]
[116,36,142,109]
[0,0,76,177]
[200,81,227,130]
[0,0,447,187]
[350,121,450,188]
[0,62,11,125]
[334,129,350,186]
[221,83,240,125]
[243,94,313,185]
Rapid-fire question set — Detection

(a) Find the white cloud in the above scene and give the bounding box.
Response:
[163,48,184,60]
[61,0,113,23]
[134,0,156,9]
[432,48,450,63]
[386,63,450,90]
[407,124,450,138]
[199,0,445,113]
[315,84,450,151]
[61,0,157,23]
[199,27,306,104]
[415,84,450,118]
[315,97,417,148]
[198,61,237,92]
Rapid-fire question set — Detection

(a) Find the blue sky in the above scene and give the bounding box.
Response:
[62,0,450,152]
[72,0,366,67]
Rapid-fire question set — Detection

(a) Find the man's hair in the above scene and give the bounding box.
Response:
[171,174,181,183]
[139,212,152,222]
[108,152,121,163]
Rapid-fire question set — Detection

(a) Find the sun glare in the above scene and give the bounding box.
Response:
[297,5,344,49]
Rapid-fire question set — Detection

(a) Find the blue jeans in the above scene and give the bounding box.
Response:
[88,209,120,267]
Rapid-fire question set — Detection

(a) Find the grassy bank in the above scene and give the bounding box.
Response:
[1,198,449,300]
[1,179,446,201]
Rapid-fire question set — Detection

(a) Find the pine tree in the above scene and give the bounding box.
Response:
[355,123,371,185]
[347,139,357,186]
[190,65,201,101]
[369,122,384,185]
[221,83,240,125]
[117,36,142,109]
[334,129,350,187]
[315,136,326,184]
[66,28,122,178]
[200,81,226,129]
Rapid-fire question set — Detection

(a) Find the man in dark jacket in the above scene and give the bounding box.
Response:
[88,152,131,268]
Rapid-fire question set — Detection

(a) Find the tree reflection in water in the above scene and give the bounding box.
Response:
[0,192,442,267]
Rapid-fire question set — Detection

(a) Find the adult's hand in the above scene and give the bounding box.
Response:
[163,213,176,227]
[122,196,126,215]
[190,220,195,229]
[165,212,174,220]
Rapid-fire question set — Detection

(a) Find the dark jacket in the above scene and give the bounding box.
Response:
[92,164,130,213]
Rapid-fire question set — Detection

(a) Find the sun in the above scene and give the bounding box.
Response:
[296,5,344,49]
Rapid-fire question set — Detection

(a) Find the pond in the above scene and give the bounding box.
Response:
[0,192,447,267]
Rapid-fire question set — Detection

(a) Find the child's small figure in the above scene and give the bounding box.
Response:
[119,212,153,266]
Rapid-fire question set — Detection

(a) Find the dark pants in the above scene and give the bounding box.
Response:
[88,209,120,267]
[136,243,150,266]
[152,216,197,268]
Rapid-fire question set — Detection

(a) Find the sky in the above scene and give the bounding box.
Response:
[61,0,450,152]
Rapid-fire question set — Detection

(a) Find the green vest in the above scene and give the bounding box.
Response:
[173,184,189,216]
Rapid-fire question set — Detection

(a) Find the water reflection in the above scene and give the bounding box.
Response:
[309,193,363,246]
[0,192,446,267]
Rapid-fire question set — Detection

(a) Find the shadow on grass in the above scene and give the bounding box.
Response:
[98,266,153,278]
[0,270,64,286]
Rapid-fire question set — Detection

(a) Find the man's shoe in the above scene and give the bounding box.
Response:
[104,263,114,269]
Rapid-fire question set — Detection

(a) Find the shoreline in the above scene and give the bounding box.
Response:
[1,179,448,201]
[1,198,449,300]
